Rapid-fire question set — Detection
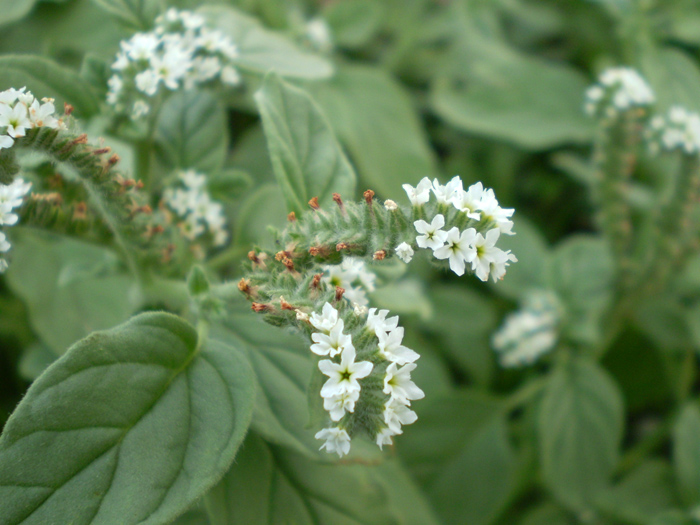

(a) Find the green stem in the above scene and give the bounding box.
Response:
[504,376,549,413]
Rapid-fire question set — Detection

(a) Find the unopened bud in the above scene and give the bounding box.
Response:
[308,196,320,210]
[336,242,349,251]
[238,278,251,295]
[252,302,272,313]
[287,211,297,222]
[311,273,322,289]
[364,189,375,205]
[64,103,74,116]
[384,199,398,211]
[280,296,294,310]
[373,250,387,260]
[295,309,310,322]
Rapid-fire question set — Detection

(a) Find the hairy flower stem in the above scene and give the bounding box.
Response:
[593,109,644,290]
[7,126,158,281]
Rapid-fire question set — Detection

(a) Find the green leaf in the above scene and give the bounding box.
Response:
[641,47,700,114]
[323,0,384,49]
[428,416,516,525]
[0,312,255,524]
[205,432,440,525]
[255,73,357,215]
[649,510,696,525]
[4,229,139,356]
[0,55,99,117]
[673,403,700,507]
[211,303,321,458]
[518,503,574,525]
[312,65,438,198]
[430,19,593,150]
[199,6,333,79]
[549,235,614,345]
[0,0,37,27]
[18,343,58,381]
[371,279,432,321]
[90,0,163,30]
[538,357,624,512]
[233,183,288,251]
[426,284,498,386]
[156,89,228,174]
[594,460,678,524]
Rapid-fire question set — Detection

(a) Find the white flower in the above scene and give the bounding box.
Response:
[488,249,517,282]
[306,17,333,52]
[309,302,339,333]
[131,100,150,119]
[126,32,161,61]
[431,176,463,205]
[366,308,399,335]
[395,242,414,263]
[414,214,448,250]
[375,426,397,450]
[0,102,30,138]
[0,87,25,105]
[295,309,310,322]
[135,69,161,96]
[384,199,398,211]
[478,194,515,235]
[315,427,351,457]
[319,345,373,397]
[470,228,515,282]
[0,231,10,253]
[402,177,432,206]
[383,362,425,403]
[433,227,477,276]
[221,65,241,86]
[0,135,13,150]
[0,258,7,273]
[180,169,207,189]
[28,99,58,128]
[353,303,368,316]
[493,301,559,368]
[323,390,360,421]
[311,319,352,357]
[377,326,420,364]
[586,67,654,116]
[452,182,485,220]
[383,397,418,434]
[322,257,376,306]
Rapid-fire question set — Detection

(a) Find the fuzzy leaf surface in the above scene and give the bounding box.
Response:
[0,312,255,525]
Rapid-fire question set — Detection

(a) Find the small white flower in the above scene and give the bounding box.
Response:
[319,344,373,397]
[395,242,414,263]
[309,302,339,333]
[383,397,418,434]
[323,390,360,421]
[375,426,396,450]
[384,199,398,211]
[366,308,399,335]
[478,194,515,235]
[311,318,352,357]
[452,182,485,220]
[0,231,10,253]
[377,326,420,365]
[402,177,432,206]
[131,100,150,119]
[295,309,310,322]
[414,214,448,250]
[353,303,368,316]
[221,65,241,86]
[0,134,13,150]
[315,427,351,457]
[180,169,207,189]
[28,99,58,128]
[135,69,161,96]
[471,228,512,282]
[0,102,31,138]
[0,258,7,273]
[431,176,463,205]
[383,362,425,404]
[433,227,477,276]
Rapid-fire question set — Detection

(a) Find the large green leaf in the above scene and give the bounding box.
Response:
[205,432,440,525]
[255,73,357,215]
[673,403,700,507]
[199,6,333,79]
[0,312,255,524]
[0,0,36,27]
[641,47,700,114]
[211,301,321,458]
[90,0,162,30]
[0,56,99,117]
[430,10,592,150]
[548,235,614,345]
[538,357,624,512]
[312,65,438,199]
[594,460,678,524]
[156,89,228,174]
[5,229,139,356]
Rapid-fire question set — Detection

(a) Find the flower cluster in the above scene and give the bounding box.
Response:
[492,290,561,368]
[584,67,655,118]
[310,303,423,457]
[648,106,700,154]
[321,257,376,307]
[400,176,517,282]
[0,177,32,272]
[162,170,228,246]
[107,8,241,119]
[0,87,64,150]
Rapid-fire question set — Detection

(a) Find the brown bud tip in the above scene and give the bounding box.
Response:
[251,302,271,313]
[248,251,260,264]
[92,147,111,155]
[152,225,164,234]
[108,154,120,166]
[336,242,349,251]
[308,196,320,210]
[332,193,345,210]
[238,278,251,295]
[282,257,295,271]
[287,211,297,222]
[275,251,285,261]
[311,273,322,289]
[64,103,74,116]
[335,286,345,302]
[309,245,329,257]
[364,189,375,205]
[280,297,294,310]
[373,249,387,261]
[72,201,88,221]
[72,134,88,145]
